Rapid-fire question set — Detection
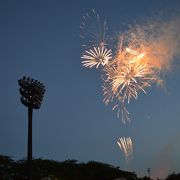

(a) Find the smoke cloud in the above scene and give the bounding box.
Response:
[121,15,180,72]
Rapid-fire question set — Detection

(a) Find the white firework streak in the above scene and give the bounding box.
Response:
[81,46,112,68]
[117,137,133,164]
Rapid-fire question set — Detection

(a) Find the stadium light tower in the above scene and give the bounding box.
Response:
[18,76,45,180]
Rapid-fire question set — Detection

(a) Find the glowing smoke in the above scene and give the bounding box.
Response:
[126,16,180,72]
[153,141,176,178]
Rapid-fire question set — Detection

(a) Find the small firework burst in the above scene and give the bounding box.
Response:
[80,9,110,48]
[117,137,133,169]
[81,46,112,68]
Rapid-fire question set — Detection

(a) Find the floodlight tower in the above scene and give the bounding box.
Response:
[18,76,45,180]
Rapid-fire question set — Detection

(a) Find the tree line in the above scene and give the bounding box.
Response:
[0,154,179,180]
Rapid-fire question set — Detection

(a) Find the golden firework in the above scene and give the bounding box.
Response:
[80,11,175,123]
[102,43,161,122]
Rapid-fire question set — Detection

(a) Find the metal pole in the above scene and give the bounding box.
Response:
[28,107,33,180]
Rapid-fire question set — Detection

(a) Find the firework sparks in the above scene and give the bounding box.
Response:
[104,54,151,103]
[81,46,112,68]
[80,9,110,48]
[102,42,161,122]
[117,137,133,168]
[80,10,179,123]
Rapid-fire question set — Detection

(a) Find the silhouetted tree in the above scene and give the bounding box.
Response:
[138,176,151,180]
[0,154,15,179]
[7,154,180,180]
[166,173,180,180]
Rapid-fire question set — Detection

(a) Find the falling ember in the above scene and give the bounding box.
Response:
[117,137,133,169]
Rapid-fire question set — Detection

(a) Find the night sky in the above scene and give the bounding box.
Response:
[0,0,180,178]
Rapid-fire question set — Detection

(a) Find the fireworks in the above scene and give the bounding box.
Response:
[80,11,162,123]
[80,9,112,69]
[117,137,133,167]
[80,10,178,123]
[80,9,110,48]
[81,46,112,68]
[102,43,161,122]
[80,9,180,172]
[104,50,150,103]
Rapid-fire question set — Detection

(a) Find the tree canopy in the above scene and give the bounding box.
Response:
[0,154,179,180]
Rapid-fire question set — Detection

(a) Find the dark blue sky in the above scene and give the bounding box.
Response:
[0,0,180,178]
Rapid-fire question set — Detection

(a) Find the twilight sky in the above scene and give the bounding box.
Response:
[0,0,180,178]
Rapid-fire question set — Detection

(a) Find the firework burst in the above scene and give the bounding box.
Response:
[80,9,110,48]
[81,46,112,68]
[104,47,160,103]
[102,44,161,122]
[80,10,167,123]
